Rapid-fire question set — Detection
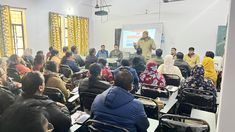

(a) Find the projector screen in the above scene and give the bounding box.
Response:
[120,23,163,53]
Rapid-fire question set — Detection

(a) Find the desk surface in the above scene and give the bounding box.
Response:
[148,118,159,132]
[191,109,216,132]
[160,91,178,114]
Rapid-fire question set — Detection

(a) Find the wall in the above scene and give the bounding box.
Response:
[0,0,93,55]
[91,0,230,58]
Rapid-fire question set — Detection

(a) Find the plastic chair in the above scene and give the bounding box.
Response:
[59,64,73,78]
[157,114,210,132]
[85,119,129,132]
[79,92,98,112]
[163,74,181,87]
[43,87,66,103]
[141,83,170,99]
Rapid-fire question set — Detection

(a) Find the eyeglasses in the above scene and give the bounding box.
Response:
[47,123,54,132]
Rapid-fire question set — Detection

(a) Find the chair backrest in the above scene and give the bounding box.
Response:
[158,114,210,132]
[141,83,170,99]
[86,119,129,132]
[134,94,159,119]
[163,74,181,87]
[43,87,66,103]
[178,88,217,113]
[7,68,21,82]
[79,92,98,112]
[59,64,73,78]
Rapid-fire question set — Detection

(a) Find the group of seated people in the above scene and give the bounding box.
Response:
[0,44,220,132]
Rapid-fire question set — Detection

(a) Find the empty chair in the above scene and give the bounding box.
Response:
[79,92,98,112]
[134,94,159,119]
[157,114,210,132]
[141,83,170,99]
[163,74,181,87]
[59,64,73,78]
[7,68,21,82]
[85,119,129,132]
[43,87,66,103]
[177,88,217,115]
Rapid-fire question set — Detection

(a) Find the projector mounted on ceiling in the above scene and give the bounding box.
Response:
[163,0,184,3]
[95,10,108,16]
[94,0,112,16]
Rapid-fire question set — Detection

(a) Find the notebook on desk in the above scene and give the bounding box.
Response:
[71,111,90,125]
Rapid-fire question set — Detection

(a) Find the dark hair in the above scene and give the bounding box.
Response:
[205,51,215,59]
[114,44,119,47]
[136,48,142,55]
[89,48,96,56]
[132,57,142,65]
[114,69,133,90]
[49,49,59,60]
[61,52,73,64]
[171,47,177,51]
[71,46,77,53]
[98,58,107,67]
[22,72,44,96]
[34,54,44,65]
[189,47,195,51]
[45,61,57,73]
[63,46,69,53]
[36,51,43,55]
[8,54,19,67]
[121,59,130,66]
[0,89,15,115]
[88,63,101,88]
[176,52,184,59]
[0,101,48,132]
[155,49,163,57]
[101,45,105,47]
[49,46,54,51]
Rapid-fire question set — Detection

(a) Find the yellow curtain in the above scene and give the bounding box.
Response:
[49,12,62,53]
[0,5,14,57]
[78,17,89,56]
[67,16,89,56]
[67,16,75,48]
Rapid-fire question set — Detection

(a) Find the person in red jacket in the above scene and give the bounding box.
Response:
[98,58,113,82]
[8,54,31,75]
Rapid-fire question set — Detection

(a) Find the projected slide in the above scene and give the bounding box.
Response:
[122,29,156,48]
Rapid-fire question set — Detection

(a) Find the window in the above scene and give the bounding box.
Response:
[10,8,26,56]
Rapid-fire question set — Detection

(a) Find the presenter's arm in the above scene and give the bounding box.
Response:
[151,39,156,50]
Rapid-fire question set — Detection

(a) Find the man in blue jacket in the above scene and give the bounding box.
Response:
[91,69,149,132]
[113,59,140,93]
[96,45,109,59]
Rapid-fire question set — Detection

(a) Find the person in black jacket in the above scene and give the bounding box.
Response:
[174,52,191,78]
[16,71,71,132]
[79,63,110,95]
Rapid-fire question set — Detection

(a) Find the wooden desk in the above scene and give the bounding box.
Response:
[190,109,216,132]
[148,118,159,132]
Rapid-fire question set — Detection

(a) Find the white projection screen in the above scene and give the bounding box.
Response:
[120,23,163,53]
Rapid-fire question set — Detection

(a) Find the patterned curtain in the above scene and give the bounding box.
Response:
[67,16,89,56]
[49,12,62,52]
[67,16,75,48]
[78,17,89,56]
[0,5,14,57]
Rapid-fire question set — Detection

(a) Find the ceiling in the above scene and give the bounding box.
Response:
[83,0,228,21]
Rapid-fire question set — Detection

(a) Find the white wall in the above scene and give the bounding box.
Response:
[91,0,230,59]
[0,0,93,55]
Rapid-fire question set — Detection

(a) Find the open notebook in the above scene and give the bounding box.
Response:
[71,111,90,125]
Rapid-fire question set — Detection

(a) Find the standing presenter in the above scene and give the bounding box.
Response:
[134,31,156,61]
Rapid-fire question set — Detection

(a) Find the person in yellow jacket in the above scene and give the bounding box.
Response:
[134,31,156,61]
[184,47,200,68]
[202,51,218,84]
